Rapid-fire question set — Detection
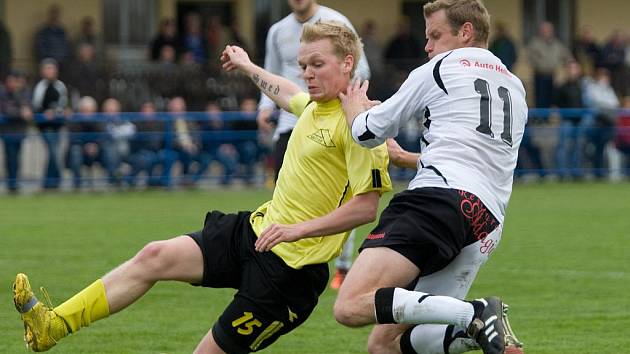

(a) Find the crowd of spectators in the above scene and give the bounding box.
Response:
[2,5,630,193]
[497,21,630,181]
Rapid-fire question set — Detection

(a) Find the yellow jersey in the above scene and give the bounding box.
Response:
[250,92,392,269]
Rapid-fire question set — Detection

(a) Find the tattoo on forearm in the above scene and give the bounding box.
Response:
[252,74,281,97]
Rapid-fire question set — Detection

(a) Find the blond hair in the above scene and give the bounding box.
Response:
[423,0,491,45]
[301,20,363,78]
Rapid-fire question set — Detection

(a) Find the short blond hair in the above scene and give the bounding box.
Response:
[423,0,490,45]
[301,20,363,78]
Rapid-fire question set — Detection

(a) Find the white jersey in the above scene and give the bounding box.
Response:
[352,47,528,222]
[260,5,371,140]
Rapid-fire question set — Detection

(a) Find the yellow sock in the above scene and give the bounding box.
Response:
[54,279,110,333]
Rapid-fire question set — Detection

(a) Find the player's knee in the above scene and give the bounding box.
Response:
[132,241,171,273]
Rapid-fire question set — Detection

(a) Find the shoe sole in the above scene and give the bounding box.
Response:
[13,273,31,312]
[13,274,39,350]
[500,303,524,354]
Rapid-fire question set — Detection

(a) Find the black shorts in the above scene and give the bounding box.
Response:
[187,211,328,353]
[360,188,499,276]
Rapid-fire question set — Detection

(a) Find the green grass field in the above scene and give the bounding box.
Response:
[1,182,629,353]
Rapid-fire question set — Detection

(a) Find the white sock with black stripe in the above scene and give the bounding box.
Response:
[376,288,475,329]
[400,324,480,354]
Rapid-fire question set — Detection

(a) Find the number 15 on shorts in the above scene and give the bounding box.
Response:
[232,312,285,351]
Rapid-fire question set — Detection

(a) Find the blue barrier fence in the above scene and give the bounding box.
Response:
[1,108,630,192]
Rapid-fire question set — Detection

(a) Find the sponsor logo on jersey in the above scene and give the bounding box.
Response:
[307,129,336,147]
[459,59,512,77]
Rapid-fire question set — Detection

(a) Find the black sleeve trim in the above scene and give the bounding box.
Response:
[357,113,376,141]
[336,181,350,207]
[371,169,382,188]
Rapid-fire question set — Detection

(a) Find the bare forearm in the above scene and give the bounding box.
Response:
[299,193,379,238]
[241,63,301,112]
[392,151,421,169]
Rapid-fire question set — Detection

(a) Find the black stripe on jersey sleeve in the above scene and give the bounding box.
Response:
[357,114,376,141]
[433,51,453,95]
[371,169,382,188]
[336,181,350,207]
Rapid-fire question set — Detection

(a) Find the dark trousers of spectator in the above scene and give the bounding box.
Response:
[67,143,99,189]
[236,140,258,185]
[555,119,588,179]
[3,134,25,192]
[193,148,239,185]
[127,149,177,187]
[618,146,630,176]
[41,131,62,189]
[174,148,197,185]
[516,127,545,177]
[587,124,615,178]
[534,73,554,109]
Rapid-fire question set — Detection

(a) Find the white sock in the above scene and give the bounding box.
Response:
[400,324,480,354]
[335,229,355,270]
[389,288,475,329]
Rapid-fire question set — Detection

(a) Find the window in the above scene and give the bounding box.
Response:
[522,0,575,44]
[103,0,156,46]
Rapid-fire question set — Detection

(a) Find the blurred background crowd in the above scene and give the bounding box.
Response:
[1,1,630,194]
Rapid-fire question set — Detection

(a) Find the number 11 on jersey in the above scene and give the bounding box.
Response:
[474,78,513,147]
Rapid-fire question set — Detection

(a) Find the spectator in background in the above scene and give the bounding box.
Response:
[168,96,200,185]
[515,124,546,179]
[181,12,207,65]
[73,16,103,57]
[256,0,371,291]
[384,17,425,74]
[360,19,388,101]
[0,70,32,193]
[194,101,239,185]
[206,15,232,72]
[231,97,260,185]
[572,25,601,77]
[149,18,182,62]
[553,60,588,180]
[614,96,630,176]
[227,19,250,53]
[126,101,176,188]
[66,96,106,189]
[66,43,107,104]
[149,45,180,100]
[528,21,572,109]
[361,20,384,77]
[103,98,136,186]
[34,5,70,70]
[257,0,371,183]
[0,20,12,80]
[489,21,518,71]
[584,67,620,179]
[32,58,69,190]
[600,30,627,96]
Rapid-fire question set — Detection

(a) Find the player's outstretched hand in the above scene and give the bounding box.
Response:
[255,223,305,252]
[339,79,381,123]
[220,45,251,72]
